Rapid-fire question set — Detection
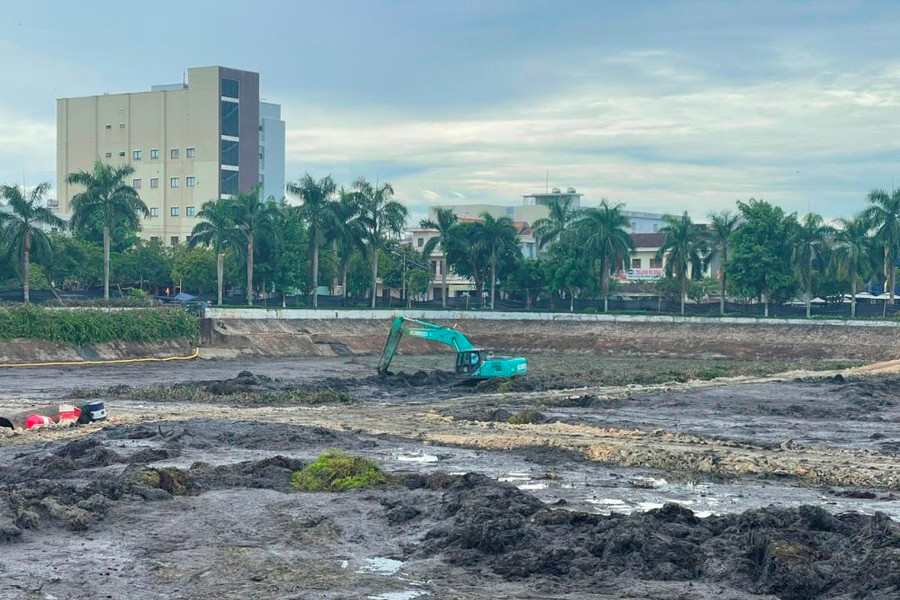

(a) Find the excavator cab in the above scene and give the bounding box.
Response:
[455,349,486,376]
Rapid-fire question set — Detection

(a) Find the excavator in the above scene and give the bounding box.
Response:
[376,317,527,380]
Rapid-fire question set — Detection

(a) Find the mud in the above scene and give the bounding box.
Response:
[1,420,898,599]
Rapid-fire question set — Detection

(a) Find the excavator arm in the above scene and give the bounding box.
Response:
[377,317,475,375]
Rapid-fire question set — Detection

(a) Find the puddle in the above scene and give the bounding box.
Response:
[357,557,404,575]
[367,592,427,600]
[394,452,439,464]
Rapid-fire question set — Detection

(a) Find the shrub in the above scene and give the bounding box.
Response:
[290,450,388,492]
[583,307,598,314]
[0,306,198,345]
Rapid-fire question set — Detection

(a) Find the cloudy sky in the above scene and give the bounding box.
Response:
[2,1,899,222]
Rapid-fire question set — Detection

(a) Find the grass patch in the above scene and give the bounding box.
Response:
[0,306,198,345]
[507,410,545,424]
[290,450,388,492]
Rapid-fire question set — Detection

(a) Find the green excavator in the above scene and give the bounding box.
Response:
[376,317,528,380]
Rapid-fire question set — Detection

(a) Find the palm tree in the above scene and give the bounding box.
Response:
[862,188,900,307]
[574,200,634,312]
[0,183,66,303]
[354,178,408,308]
[66,161,148,301]
[288,174,339,308]
[791,212,833,319]
[189,200,236,305]
[421,207,459,309]
[707,210,741,316]
[474,213,520,310]
[833,215,874,319]
[228,185,270,305]
[656,212,708,315]
[532,195,579,250]
[331,188,365,303]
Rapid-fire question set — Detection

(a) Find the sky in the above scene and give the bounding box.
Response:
[2,0,900,223]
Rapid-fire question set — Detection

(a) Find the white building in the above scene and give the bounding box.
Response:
[259,102,285,201]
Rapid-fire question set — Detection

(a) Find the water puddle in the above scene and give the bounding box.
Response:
[394,452,440,464]
[367,591,427,600]
[357,557,404,575]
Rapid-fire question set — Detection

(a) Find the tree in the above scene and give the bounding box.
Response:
[330,189,365,303]
[48,234,103,290]
[656,212,709,315]
[421,207,459,309]
[832,216,874,318]
[268,201,309,306]
[791,212,833,318]
[66,161,148,301]
[862,188,900,307]
[574,200,634,312]
[0,183,65,303]
[289,174,339,308]
[228,185,271,305]
[503,258,547,309]
[353,178,408,308]
[172,247,217,294]
[532,195,579,250]
[189,200,237,305]
[707,210,741,316]
[547,243,593,312]
[445,222,489,306]
[688,278,718,305]
[729,199,797,317]
[474,213,521,310]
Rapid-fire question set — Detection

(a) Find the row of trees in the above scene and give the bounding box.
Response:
[1,160,899,318]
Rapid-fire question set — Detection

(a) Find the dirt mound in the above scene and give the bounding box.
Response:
[409,474,900,599]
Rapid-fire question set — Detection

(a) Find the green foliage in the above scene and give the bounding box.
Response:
[507,410,544,424]
[27,264,50,291]
[688,278,718,304]
[290,450,388,492]
[655,276,683,301]
[729,199,798,307]
[172,247,217,294]
[0,306,198,345]
[345,250,373,299]
[407,268,432,299]
[112,239,174,292]
[49,234,103,289]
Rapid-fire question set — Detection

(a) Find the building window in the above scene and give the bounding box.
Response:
[104,152,112,158]
[170,207,180,217]
[186,176,196,187]
[220,169,238,196]
[220,100,239,137]
[417,238,424,248]
[221,78,239,99]
[119,123,126,129]
[132,150,141,160]
[170,177,179,188]
[259,124,265,141]
[631,258,641,268]
[221,139,239,166]
[150,178,159,189]
[650,258,662,268]
[132,178,141,189]
[150,149,159,159]
[259,174,265,187]
[105,124,111,130]
[186,206,195,217]
[170,148,179,159]
[150,236,159,243]
[150,208,159,217]
[118,151,125,157]
[259,146,264,159]
[170,236,179,246]
[186,147,195,158]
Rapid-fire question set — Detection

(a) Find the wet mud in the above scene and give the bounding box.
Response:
[1,420,898,599]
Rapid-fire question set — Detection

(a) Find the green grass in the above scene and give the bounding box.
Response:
[0,306,198,345]
[290,450,388,492]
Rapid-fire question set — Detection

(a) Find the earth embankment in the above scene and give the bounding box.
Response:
[202,316,900,361]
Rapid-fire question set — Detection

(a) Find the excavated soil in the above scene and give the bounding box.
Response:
[1,420,898,600]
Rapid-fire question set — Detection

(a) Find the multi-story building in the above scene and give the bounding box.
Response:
[56,66,284,245]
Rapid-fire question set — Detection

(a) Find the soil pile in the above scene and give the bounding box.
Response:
[411,474,900,599]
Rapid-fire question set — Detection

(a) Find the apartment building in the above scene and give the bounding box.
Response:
[56,66,285,245]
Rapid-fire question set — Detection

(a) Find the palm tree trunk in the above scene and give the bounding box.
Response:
[490,257,496,310]
[246,236,254,306]
[570,288,574,312]
[850,272,857,319]
[441,252,448,309]
[312,243,319,308]
[23,229,31,304]
[719,257,726,316]
[890,248,896,309]
[370,248,379,309]
[601,256,609,313]
[103,226,111,302]
[216,252,224,306]
[806,278,812,319]
[525,288,531,310]
[341,263,349,305]
[680,273,686,315]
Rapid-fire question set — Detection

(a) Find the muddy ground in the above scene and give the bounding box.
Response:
[0,354,898,599]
